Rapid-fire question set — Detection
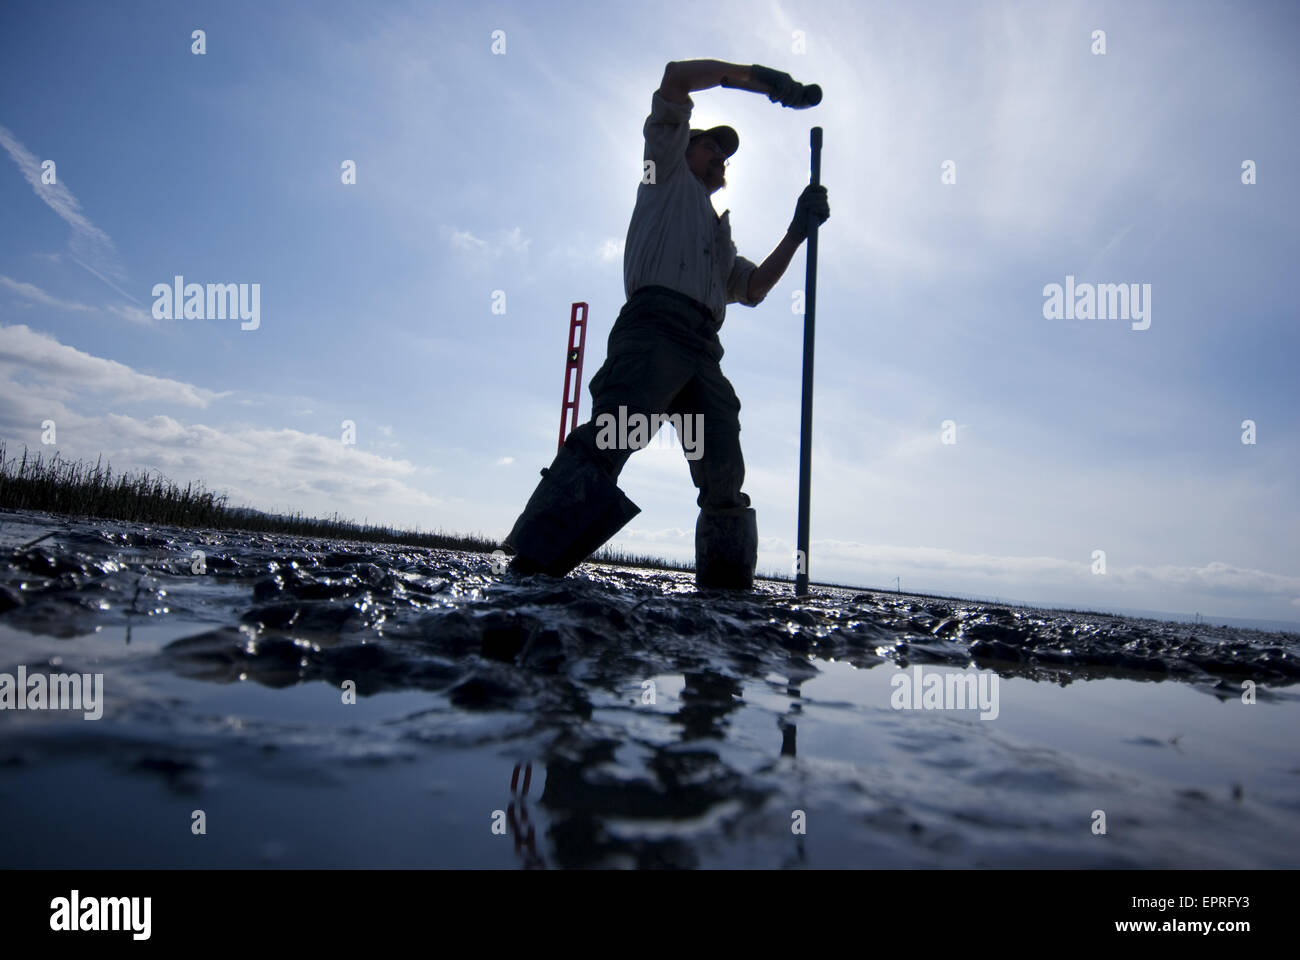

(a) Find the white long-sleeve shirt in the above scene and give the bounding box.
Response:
[623,89,763,331]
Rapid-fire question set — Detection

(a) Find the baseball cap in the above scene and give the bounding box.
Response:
[688,125,739,158]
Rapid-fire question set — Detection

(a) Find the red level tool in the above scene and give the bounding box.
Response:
[558,302,588,451]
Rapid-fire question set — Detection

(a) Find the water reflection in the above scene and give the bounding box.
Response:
[3,510,1298,868]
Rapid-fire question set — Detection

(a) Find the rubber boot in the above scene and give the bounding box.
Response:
[502,443,640,577]
[695,507,757,590]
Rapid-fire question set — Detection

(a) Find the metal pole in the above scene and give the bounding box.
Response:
[795,127,821,597]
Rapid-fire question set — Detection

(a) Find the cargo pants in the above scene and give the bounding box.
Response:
[563,286,751,512]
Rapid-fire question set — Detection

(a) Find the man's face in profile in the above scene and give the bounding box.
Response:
[686,136,727,194]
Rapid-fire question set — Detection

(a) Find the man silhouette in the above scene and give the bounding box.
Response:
[504,60,829,589]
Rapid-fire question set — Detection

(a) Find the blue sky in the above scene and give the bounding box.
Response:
[1,0,1297,622]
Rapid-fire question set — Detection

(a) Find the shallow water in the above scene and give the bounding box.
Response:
[1,507,1297,868]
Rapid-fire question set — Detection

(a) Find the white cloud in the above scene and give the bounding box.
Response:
[500,226,529,254]
[0,124,134,299]
[449,229,488,252]
[0,324,222,407]
[0,278,155,327]
[448,225,530,257]
[104,304,156,326]
[620,526,691,544]
[18,410,447,519]
[0,276,95,312]
[1121,561,1300,600]
[0,326,444,524]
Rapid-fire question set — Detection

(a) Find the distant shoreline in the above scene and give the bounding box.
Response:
[0,441,693,574]
[2,441,1293,637]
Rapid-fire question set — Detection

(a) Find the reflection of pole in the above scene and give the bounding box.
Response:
[510,761,532,795]
[507,762,546,869]
[795,128,822,597]
[782,679,807,867]
[558,303,588,452]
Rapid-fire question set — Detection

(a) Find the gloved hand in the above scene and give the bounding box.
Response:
[788,184,830,240]
[748,64,819,108]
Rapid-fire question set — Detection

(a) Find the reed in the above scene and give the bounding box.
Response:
[0,442,496,553]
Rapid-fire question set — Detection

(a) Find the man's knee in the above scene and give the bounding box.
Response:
[687,423,748,510]
[698,486,750,511]
[565,421,631,480]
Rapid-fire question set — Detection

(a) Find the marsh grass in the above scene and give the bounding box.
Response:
[0,441,229,527]
[0,442,492,553]
[0,443,702,570]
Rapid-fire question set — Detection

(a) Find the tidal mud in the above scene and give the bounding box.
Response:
[1,507,1297,868]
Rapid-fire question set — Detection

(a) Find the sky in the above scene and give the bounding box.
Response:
[1,0,1297,624]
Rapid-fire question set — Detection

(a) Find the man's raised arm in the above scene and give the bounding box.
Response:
[659,61,751,103]
[660,60,821,108]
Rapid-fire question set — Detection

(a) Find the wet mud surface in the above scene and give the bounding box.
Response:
[1,508,1298,868]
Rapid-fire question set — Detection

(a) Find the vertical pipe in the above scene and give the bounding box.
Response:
[795,128,822,597]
